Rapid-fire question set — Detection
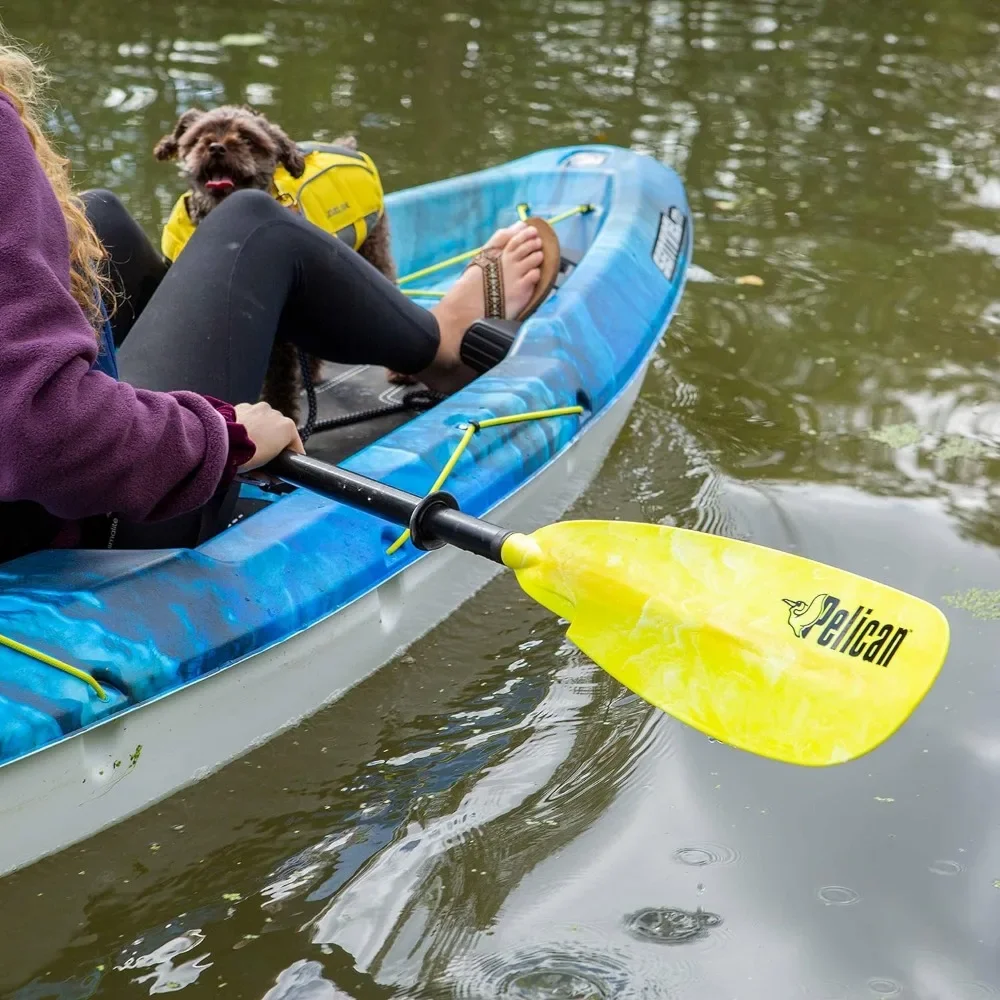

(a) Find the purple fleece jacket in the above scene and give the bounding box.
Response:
[0,92,253,528]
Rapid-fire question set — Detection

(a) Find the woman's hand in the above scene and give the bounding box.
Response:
[234,401,305,471]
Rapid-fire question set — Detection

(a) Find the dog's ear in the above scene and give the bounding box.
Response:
[154,108,206,161]
[263,120,306,179]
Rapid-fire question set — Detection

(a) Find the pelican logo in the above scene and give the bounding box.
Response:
[652,207,686,281]
[782,594,909,667]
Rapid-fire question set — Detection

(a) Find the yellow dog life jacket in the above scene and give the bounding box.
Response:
[161,142,386,262]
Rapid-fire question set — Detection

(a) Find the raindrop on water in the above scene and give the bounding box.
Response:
[817,885,861,906]
[929,859,965,876]
[672,843,739,866]
[506,970,606,999]
[624,906,722,944]
[868,977,902,996]
[448,948,632,1000]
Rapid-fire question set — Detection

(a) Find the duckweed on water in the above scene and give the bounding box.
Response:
[942,588,1000,620]
[932,435,989,460]
[868,423,924,448]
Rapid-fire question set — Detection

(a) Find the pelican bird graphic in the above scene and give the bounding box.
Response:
[783,594,830,637]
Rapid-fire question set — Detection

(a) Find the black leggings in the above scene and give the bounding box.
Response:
[80,188,441,546]
[84,188,439,395]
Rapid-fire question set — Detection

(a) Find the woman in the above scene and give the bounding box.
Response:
[0,36,547,562]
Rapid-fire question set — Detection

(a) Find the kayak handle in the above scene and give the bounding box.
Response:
[266,452,512,562]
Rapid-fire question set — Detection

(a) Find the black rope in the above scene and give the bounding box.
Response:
[307,387,443,435]
[295,349,443,441]
[298,348,320,443]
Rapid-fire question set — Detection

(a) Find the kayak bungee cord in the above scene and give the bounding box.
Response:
[397,202,594,297]
[385,405,585,554]
[0,632,108,701]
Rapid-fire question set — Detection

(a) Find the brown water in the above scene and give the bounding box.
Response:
[1,0,999,997]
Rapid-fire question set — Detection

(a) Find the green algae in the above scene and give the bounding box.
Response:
[942,588,1000,620]
[869,423,924,448]
[932,435,989,460]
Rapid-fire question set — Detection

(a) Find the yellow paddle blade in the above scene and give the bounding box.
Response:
[500,521,949,767]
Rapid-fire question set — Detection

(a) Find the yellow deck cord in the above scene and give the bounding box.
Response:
[396,203,595,293]
[0,633,108,701]
[386,405,584,555]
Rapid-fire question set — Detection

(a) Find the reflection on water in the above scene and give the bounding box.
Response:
[1,0,999,996]
[306,646,665,983]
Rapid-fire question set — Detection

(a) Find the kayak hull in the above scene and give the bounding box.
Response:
[0,144,691,874]
[0,370,645,876]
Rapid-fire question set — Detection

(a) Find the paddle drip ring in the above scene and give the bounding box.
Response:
[407,490,460,551]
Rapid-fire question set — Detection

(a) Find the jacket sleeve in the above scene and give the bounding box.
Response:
[0,93,249,522]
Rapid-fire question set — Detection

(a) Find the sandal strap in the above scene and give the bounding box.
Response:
[469,247,505,320]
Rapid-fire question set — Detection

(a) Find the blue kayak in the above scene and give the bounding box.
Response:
[0,144,691,874]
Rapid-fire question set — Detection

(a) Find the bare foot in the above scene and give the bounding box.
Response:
[418,222,545,394]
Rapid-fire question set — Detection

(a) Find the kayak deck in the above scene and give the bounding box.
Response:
[0,145,691,775]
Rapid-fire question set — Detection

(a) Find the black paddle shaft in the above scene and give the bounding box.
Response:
[267,452,513,562]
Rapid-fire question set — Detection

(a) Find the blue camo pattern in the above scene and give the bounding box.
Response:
[0,145,692,767]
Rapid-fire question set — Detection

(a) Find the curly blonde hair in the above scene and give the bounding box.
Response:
[0,32,109,329]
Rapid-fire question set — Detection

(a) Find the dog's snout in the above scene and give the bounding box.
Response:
[209,142,226,157]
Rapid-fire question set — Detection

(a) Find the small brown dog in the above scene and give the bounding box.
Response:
[154,104,408,424]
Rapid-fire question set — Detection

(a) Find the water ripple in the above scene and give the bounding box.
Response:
[928,858,966,876]
[958,983,1000,999]
[672,843,740,867]
[817,885,861,906]
[624,906,723,946]
[446,947,634,1000]
[867,977,903,996]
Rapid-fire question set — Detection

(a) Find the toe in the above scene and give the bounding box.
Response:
[483,221,524,250]
[521,267,542,289]
[505,226,540,253]
[518,249,545,271]
[511,235,543,261]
